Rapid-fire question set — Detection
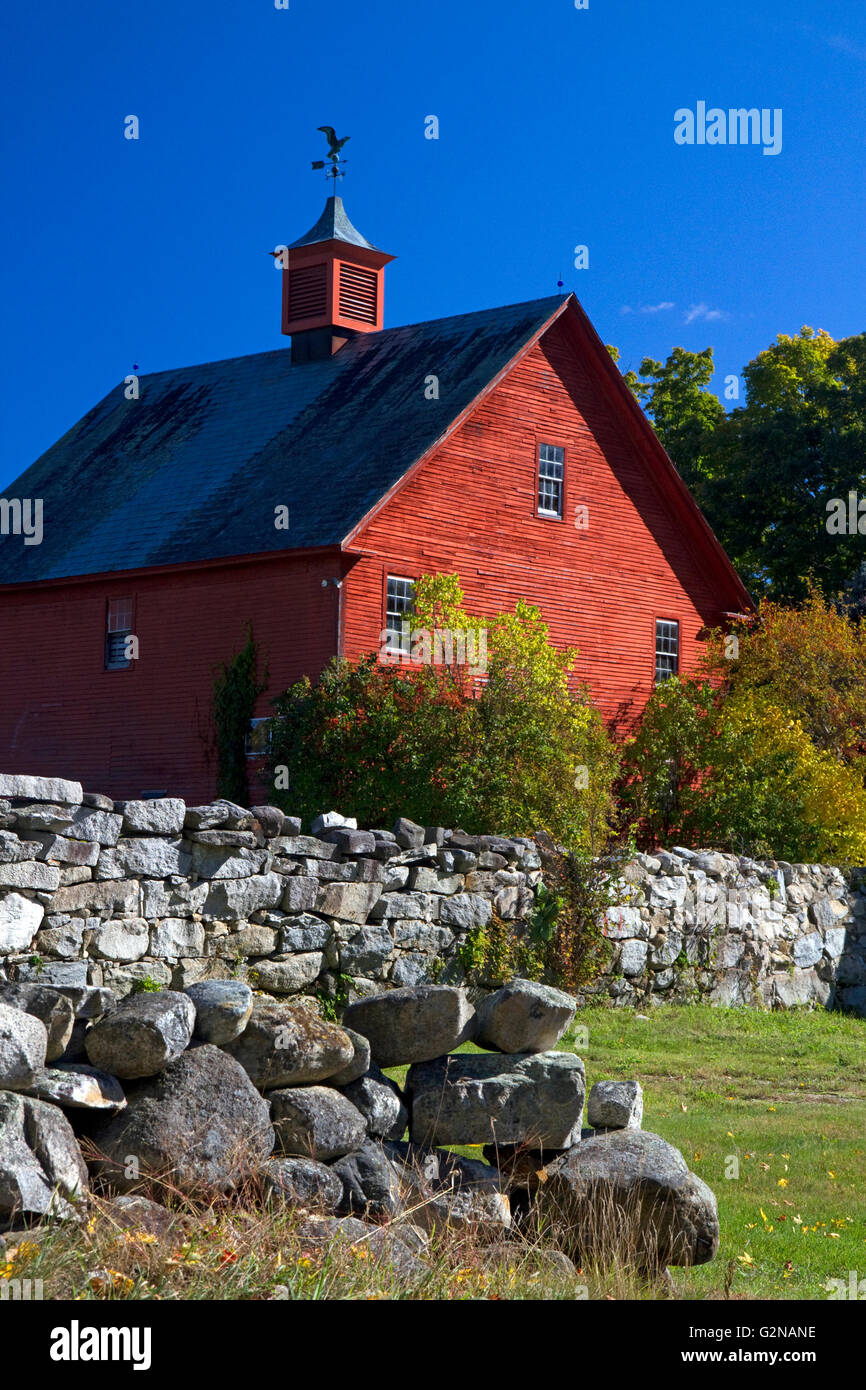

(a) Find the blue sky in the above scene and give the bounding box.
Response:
[2,0,864,488]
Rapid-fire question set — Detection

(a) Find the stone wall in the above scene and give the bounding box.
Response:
[1,774,864,1016]
[0,774,539,1003]
[585,847,866,1015]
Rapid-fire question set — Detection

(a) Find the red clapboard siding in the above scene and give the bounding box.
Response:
[0,551,341,802]
[340,312,742,728]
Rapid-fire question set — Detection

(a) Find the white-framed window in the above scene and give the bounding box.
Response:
[245,717,273,757]
[105,597,134,670]
[538,443,564,518]
[655,619,679,683]
[385,575,415,656]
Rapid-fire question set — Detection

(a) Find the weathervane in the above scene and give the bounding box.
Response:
[312,126,350,183]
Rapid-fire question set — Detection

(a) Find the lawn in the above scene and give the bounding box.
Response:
[390,1002,866,1299]
[547,1004,866,1300]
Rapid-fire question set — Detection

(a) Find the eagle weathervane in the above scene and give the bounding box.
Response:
[312,126,350,183]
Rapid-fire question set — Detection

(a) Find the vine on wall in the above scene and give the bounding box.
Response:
[212,625,268,806]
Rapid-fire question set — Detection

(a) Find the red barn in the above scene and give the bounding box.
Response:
[0,195,751,802]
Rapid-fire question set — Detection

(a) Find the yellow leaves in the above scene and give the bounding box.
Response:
[736,1252,755,1267]
[828,1171,837,1180]
[120,1229,157,1247]
[87,1268,135,1298]
[777,1178,789,1188]
[1,1238,39,1277]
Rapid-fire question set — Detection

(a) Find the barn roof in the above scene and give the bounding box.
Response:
[0,294,568,585]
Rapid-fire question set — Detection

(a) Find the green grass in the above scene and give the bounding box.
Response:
[391,1003,866,1299]
[559,1004,866,1300]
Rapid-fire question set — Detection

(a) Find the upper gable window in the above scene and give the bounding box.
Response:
[538,443,564,518]
[105,597,134,670]
[655,619,679,683]
[385,575,415,656]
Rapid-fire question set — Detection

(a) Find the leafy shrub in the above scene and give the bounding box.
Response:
[621,679,866,864]
[703,589,866,762]
[700,694,866,864]
[269,576,618,854]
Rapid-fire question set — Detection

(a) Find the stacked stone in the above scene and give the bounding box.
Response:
[0,774,540,1003]
[0,971,718,1280]
[591,847,865,1013]
[3,772,862,1019]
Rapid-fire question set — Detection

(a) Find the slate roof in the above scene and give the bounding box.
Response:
[0,294,568,586]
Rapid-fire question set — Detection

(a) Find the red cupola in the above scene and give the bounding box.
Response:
[282,196,395,363]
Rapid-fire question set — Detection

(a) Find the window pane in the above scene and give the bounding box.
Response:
[245,718,272,757]
[538,443,563,517]
[107,598,134,633]
[106,632,130,669]
[386,576,415,654]
[655,620,679,683]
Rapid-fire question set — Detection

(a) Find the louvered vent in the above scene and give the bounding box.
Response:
[338,263,378,324]
[288,263,327,321]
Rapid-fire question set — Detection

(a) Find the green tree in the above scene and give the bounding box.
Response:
[701,328,866,601]
[630,346,725,492]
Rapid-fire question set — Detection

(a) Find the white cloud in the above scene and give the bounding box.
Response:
[825,32,866,62]
[620,302,674,316]
[797,21,866,63]
[684,302,730,324]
